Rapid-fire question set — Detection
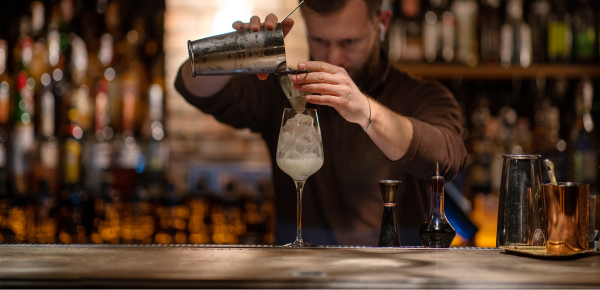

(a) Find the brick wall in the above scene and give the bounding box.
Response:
[164,0,309,190]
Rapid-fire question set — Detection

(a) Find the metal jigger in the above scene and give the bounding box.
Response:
[378,180,401,247]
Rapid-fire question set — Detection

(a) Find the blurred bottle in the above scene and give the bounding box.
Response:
[188,177,211,244]
[121,183,154,244]
[547,0,572,62]
[479,0,501,64]
[500,0,532,68]
[0,40,12,200]
[451,0,478,66]
[155,183,188,244]
[398,0,424,62]
[111,62,143,200]
[531,75,566,182]
[242,179,274,245]
[0,39,13,244]
[111,21,145,200]
[32,181,57,243]
[207,179,242,244]
[572,0,597,62]
[61,51,88,195]
[469,94,493,194]
[84,33,115,198]
[422,0,454,63]
[12,17,36,197]
[90,180,122,244]
[34,71,60,193]
[528,0,551,63]
[57,183,87,244]
[143,77,168,200]
[57,6,90,243]
[32,2,59,194]
[571,79,597,185]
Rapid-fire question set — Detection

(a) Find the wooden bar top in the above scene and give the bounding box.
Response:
[0,244,598,288]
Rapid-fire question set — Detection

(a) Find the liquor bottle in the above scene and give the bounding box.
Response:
[479,0,501,64]
[30,2,48,81]
[84,79,112,195]
[468,83,493,194]
[30,1,46,40]
[422,0,454,63]
[12,17,36,197]
[0,39,13,244]
[33,180,57,243]
[0,40,12,199]
[571,79,597,185]
[399,0,424,62]
[57,28,90,244]
[34,72,60,193]
[419,163,456,248]
[91,179,122,244]
[531,76,565,183]
[500,0,532,68]
[547,0,572,62]
[61,52,88,194]
[572,0,597,62]
[528,0,551,63]
[188,177,211,244]
[451,0,478,66]
[84,31,116,197]
[111,62,143,200]
[155,183,188,244]
[143,74,168,201]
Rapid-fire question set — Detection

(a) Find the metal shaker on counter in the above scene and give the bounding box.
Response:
[496,154,544,247]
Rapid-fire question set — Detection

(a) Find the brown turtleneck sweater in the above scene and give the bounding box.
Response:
[174,55,467,246]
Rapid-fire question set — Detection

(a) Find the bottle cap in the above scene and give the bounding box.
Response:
[432,162,444,180]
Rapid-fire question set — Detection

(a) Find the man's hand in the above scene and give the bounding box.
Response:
[232,14,294,81]
[291,61,371,127]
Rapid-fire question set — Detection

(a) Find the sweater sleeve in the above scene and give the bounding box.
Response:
[173,63,275,134]
[396,80,468,182]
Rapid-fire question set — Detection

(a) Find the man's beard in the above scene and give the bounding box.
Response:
[307,42,382,91]
[345,43,381,91]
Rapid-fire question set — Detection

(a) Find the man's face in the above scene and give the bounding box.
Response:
[301,0,380,80]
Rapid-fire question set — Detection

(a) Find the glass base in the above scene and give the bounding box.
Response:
[283,238,314,247]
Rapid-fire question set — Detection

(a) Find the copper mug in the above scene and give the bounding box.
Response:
[542,183,589,254]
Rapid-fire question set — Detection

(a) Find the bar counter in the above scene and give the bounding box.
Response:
[1,244,599,288]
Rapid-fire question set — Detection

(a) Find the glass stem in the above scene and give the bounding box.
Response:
[294,180,305,241]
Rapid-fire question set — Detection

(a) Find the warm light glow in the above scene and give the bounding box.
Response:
[104,67,116,81]
[26,78,35,90]
[53,69,63,81]
[127,30,139,43]
[41,73,51,86]
[556,140,567,152]
[209,0,254,36]
[73,126,83,139]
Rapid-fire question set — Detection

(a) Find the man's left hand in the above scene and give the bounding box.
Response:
[291,61,370,127]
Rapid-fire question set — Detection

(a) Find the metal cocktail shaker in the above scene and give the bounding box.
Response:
[496,154,544,247]
[187,24,288,77]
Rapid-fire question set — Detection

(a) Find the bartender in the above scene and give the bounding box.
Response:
[175,0,467,246]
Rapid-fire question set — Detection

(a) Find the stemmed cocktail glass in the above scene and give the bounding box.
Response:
[276,108,324,247]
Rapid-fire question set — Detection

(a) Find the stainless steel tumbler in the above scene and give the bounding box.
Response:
[496,154,544,247]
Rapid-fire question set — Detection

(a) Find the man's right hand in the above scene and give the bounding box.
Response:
[232,14,294,80]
